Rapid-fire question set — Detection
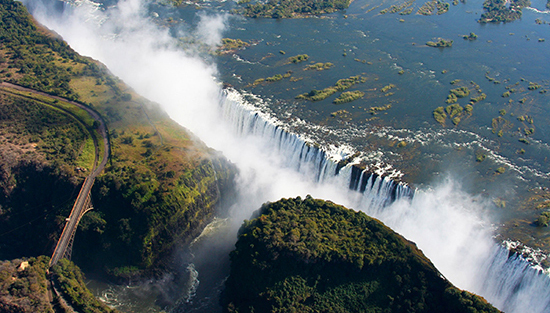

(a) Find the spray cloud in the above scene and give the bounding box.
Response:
[24,1,550,312]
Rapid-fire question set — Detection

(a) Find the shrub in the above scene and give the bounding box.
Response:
[333,91,365,104]
[288,54,309,63]
[433,106,447,125]
[535,212,550,227]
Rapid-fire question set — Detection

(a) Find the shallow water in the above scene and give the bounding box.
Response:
[139,0,550,220]
[206,0,550,219]
[23,0,550,311]
[213,0,550,178]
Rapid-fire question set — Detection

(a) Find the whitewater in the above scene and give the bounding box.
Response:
[24,0,550,312]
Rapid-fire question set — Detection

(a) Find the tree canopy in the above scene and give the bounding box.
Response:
[223,196,501,313]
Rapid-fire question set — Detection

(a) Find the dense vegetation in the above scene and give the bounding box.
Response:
[0,0,236,280]
[249,71,292,87]
[0,256,117,313]
[82,149,234,275]
[479,0,531,23]
[0,88,99,169]
[238,0,351,18]
[368,103,392,115]
[304,62,333,71]
[0,256,52,312]
[288,54,309,64]
[0,92,93,258]
[433,80,485,126]
[433,106,447,125]
[463,32,478,40]
[417,0,450,15]
[333,90,364,104]
[446,86,470,104]
[0,0,94,99]
[222,196,501,313]
[51,258,116,313]
[379,0,415,15]
[217,38,250,54]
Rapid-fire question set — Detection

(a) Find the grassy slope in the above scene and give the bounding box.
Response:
[0,0,235,276]
[223,196,501,313]
[0,89,91,258]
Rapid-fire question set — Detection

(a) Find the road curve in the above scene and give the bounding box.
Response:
[0,82,111,266]
[0,82,110,174]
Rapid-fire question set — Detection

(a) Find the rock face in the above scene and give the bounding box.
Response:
[222,196,501,313]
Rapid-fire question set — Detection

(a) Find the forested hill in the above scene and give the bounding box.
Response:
[0,0,235,279]
[223,196,501,313]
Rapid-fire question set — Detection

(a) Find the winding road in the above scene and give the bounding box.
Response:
[0,82,110,267]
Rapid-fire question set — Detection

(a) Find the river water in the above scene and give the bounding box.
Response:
[210,0,550,190]
[23,0,550,311]
[201,0,550,261]
[205,0,550,246]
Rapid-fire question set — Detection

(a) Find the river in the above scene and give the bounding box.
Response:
[23,0,550,311]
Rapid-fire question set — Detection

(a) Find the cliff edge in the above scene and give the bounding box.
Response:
[223,196,501,313]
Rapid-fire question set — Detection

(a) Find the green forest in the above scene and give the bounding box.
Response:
[296,75,367,101]
[0,0,235,280]
[0,256,52,312]
[51,259,116,313]
[222,196,501,313]
[0,0,95,99]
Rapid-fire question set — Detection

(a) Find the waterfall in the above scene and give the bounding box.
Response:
[220,88,413,212]
[23,1,550,310]
[477,244,550,312]
[218,87,550,313]
[220,89,332,182]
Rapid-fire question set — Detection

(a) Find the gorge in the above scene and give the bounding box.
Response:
[7,0,550,312]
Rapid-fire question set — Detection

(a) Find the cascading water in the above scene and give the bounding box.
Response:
[23,0,550,312]
[220,88,413,209]
[477,244,550,313]
[220,88,335,182]
[218,87,550,313]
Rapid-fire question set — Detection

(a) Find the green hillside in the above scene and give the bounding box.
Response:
[0,0,236,278]
[223,196,501,313]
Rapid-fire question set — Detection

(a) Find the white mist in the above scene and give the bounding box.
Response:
[24,0,550,312]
